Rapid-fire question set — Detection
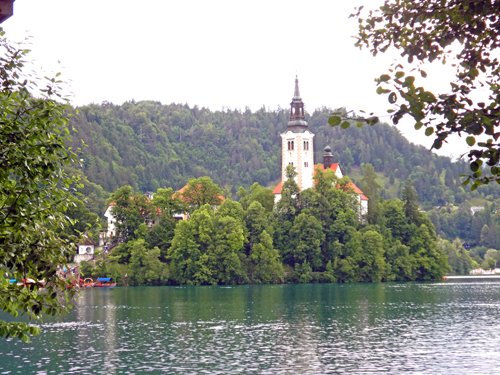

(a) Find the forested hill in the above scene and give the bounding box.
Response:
[68,100,488,207]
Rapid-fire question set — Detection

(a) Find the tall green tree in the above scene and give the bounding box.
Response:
[244,201,274,254]
[128,240,169,286]
[361,163,382,224]
[0,30,82,341]
[249,231,284,284]
[402,179,420,225]
[357,230,387,282]
[274,165,301,255]
[168,204,245,285]
[107,186,154,243]
[288,213,325,269]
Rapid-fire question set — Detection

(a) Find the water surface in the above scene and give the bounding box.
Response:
[1,280,500,374]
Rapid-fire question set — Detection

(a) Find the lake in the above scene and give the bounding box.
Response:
[1,279,500,374]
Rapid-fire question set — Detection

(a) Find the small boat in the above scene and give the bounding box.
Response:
[83,278,94,288]
[93,277,117,288]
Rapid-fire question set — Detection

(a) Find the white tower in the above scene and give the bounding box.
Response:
[280,76,315,191]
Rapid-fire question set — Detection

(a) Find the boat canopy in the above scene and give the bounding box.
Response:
[96,278,112,282]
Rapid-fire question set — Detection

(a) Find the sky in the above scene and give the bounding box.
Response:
[3,0,469,159]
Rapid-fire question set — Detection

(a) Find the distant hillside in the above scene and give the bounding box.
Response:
[67,100,500,209]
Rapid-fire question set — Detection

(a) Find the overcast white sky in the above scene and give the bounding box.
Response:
[3,0,469,159]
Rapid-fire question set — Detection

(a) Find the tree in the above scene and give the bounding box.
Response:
[288,213,325,269]
[361,163,382,224]
[107,186,154,243]
[180,176,223,214]
[244,201,274,253]
[249,231,284,284]
[331,1,500,188]
[341,147,355,173]
[128,240,169,286]
[168,204,245,285]
[275,165,301,222]
[152,188,184,217]
[402,179,420,225]
[294,260,313,284]
[358,230,387,282]
[238,183,274,212]
[0,30,82,341]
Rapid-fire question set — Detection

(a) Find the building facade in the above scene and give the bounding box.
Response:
[274,76,315,201]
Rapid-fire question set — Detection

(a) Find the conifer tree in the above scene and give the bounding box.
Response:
[402,179,420,225]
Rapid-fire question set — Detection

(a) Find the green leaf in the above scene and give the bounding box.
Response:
[425,127,434,136]
[420,91,436,103]
[341,121,351,129]
[466,136,475,146]
[328,116,342,126]
[395,71,405,79]
[379,74,391,82]
[470,161,479,172]
[433,139,443,149]
[414,122,423,130]
[376,86,391,94]
[388,92,397,104]
[404,76,415,87]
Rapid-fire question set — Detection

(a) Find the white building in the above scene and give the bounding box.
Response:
[74,235,95,263]
[273,76,315,202]
[103,203,117,238]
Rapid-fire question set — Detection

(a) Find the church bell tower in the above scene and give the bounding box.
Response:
[280,76,315,190]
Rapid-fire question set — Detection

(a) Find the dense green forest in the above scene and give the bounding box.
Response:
[68,101,500,206]
[65,100,500,279]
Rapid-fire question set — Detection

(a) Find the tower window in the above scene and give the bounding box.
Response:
[291,141,294,150]
[304,162,308,168]
[303,141,309,151]
[287,140,294,150]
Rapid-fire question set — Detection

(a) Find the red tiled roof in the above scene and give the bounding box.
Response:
[272,176,368,201]
[315,163,339,172]
[344,182,369,201]
[107,197,161,214]
[272,181,283,194]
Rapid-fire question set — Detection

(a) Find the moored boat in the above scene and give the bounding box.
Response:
[93,277,117,288]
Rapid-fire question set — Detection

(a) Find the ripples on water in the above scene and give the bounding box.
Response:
[1,281,500,374]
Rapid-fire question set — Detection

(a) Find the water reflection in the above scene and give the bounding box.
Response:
[1,281,500,374]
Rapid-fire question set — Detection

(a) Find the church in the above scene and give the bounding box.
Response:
[272,77,369,215]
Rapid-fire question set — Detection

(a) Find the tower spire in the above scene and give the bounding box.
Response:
[293,75,301,99]
[323,144,334,170]
[287,75,308,133]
